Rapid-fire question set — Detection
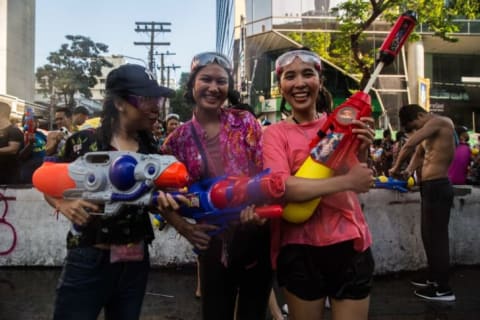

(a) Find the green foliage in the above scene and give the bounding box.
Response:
[289,0,479,86]
[36,35,112,107]
[168,72,192,121]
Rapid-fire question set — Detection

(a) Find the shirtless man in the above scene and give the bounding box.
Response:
[389,104,456,302]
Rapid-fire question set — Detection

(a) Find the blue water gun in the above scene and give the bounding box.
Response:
[373,175,415,193]
[155,169,285,234]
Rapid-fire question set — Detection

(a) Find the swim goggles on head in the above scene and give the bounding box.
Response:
[275,50,322,76]
[190,52,233,73]
[166,113,180,121]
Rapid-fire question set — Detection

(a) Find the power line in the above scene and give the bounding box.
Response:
[154,51,176,86]
[134,22,171,74]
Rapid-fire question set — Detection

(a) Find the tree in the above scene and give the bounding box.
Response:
[36,35,113,107]
[168,72,192,121]
[289,0,479,87]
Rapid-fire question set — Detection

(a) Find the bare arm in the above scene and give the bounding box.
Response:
[405,144,425,177]
[391,117,444,173]
[44,195,98,226]
[285,163,373,202]
[0,141,21,155]
[45,132,62,156]
[155,192,217,250]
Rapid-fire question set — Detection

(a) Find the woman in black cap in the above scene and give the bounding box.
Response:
[43,64,177,320]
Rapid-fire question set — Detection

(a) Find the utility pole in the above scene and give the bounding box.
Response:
[154,51,176,86]
[134,22,171,75]
[165,64,181,88]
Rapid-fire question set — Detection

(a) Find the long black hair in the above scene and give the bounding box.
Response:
[97,93,156,153]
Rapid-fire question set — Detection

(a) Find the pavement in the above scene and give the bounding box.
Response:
[0,265,479,320]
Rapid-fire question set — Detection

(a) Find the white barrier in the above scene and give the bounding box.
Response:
[1,186,480,274]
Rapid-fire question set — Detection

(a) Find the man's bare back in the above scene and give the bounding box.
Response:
[419,116,455,180]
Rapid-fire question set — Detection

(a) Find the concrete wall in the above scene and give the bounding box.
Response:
[1,186,479,274]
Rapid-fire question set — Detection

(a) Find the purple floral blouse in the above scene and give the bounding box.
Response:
[161,108,263,183]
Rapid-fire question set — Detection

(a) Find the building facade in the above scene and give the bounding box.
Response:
[0,0,35,102]
[217,0,480,131]
[0,0,40,119]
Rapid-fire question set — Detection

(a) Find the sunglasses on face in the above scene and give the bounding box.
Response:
[275,50,322,76]
[190,52,233,73]
[125,95,165,110]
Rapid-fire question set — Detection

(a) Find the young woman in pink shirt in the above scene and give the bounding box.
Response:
[262,49,375,320]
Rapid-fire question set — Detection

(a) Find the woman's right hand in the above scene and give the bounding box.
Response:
[344,163,374,193]
[155,191,218,250]
[55,198,99,226]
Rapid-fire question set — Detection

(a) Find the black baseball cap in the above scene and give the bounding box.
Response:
[106,64,174,97]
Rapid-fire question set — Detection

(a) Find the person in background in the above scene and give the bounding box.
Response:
[151,119,164,150]
[159,52,272,320]
[164,113,180,136]
[390,104,456,302]
[380,129,394,176]
[156,113,181,147]
[72,105,90,129]
[392,131,406,166]
[45,107,73,156]
[0,101,24,185]
[43,64,178,320]
[448,126,471,185]
[18,116,47,184]
[260,49,375,320]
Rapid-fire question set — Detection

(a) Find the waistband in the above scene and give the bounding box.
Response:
[421,177,451,186]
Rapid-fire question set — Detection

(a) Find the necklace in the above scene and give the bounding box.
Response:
[292,113,320,124]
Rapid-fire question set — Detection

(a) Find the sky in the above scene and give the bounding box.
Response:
[35,0,217,86]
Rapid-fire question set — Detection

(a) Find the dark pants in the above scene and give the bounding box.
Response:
[420,178,453,287]
[53,246,150,320]
[199,235,272,320]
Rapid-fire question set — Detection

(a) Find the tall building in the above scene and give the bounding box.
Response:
[217,0,480,131]
[0,0,35,102]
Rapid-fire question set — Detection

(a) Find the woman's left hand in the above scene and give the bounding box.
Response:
[352,117,375,156]
[239,205,267,226]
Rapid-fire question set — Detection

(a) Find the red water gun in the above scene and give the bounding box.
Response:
[283,11,417,223]
[23,106,35,145]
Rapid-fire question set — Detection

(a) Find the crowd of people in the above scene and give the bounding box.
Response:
[370,126,480,186]
[1,48,477,319]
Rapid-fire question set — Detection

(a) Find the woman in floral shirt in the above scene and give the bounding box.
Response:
[160,52,272,320]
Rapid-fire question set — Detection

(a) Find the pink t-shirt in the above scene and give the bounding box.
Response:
[448,143,471,185]
[262,115,372,268]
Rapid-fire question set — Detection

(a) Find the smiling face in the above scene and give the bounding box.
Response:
[279,57,321,113]
[192,64,229,111]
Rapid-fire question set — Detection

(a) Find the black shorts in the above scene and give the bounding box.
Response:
[277,241,374,301]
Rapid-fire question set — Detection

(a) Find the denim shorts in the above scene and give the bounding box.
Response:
[277,241,374,301]
[53,246,150,320]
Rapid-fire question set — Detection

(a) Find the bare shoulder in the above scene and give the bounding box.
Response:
[437,115,454,127]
